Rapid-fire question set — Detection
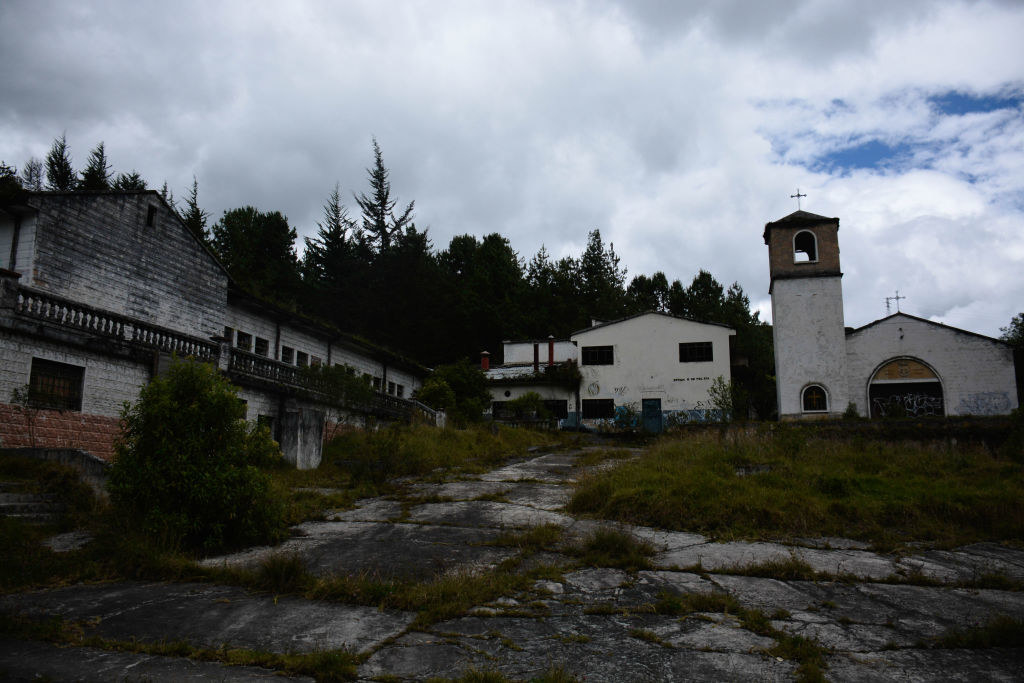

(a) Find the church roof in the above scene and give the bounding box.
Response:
[845,311,1010,345]
[762,210,840,244]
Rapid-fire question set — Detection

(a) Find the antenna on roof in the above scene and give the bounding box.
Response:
[885,290,905,314]
[790,188,806,210]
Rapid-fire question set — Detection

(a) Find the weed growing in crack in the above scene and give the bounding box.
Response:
[570,527,655,571]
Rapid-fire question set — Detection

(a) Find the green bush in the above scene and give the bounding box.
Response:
[107,360,287,554]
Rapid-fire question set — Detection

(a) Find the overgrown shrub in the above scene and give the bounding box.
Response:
[506,391,551,419]
[107,360,287,554]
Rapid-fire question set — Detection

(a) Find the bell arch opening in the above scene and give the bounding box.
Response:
[793,230,817,263]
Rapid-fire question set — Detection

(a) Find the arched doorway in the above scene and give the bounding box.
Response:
[868,358,944,418]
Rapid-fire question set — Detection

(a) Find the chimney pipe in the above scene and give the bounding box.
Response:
[480,351,490,371]
[547,335,555,366]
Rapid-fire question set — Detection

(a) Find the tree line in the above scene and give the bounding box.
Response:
[3,135,776,417]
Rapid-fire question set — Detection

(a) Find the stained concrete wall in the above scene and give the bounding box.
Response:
[771,276,848,418]
[22,193,227,338]
[571,313,734,414]
[845,314,1018,417]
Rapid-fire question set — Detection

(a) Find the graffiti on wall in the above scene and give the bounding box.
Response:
[956,392,1011,416]
[871,393,944,418]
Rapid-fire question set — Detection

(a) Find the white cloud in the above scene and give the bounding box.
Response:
[1,0,1022,340]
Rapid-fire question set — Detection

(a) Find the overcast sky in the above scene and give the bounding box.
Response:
[2,0,1022,337]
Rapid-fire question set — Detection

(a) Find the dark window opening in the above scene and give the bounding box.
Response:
[387,381,396,395]
[236,332,252,352]
[310,356,322,367]
[296,351,309,367]
[802,385,827,412]
[582,398,615,419]
[146,205,158,227]
[679,341,714,363]
[544,399,569,419]
[223,326,234,345]
[29,358,84,411]
[373,377,382,391]
[794,230,817,263]
[281,346,294,364]
[254,337,269,356]
[397,384,405,398]
[581,345,614,365]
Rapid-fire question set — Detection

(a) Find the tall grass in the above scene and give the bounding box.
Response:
[568,430,1024,547]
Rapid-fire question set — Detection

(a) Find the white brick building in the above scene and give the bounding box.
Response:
[765,210,1019,419]
[485,312,736,431]
[0,190,431,467]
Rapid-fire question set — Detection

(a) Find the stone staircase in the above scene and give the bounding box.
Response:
[0,480,65,524]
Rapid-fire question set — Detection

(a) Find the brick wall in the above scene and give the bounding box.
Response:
[26,192,228,338]
[0,404,121,461]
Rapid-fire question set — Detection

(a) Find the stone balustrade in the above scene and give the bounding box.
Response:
[16,287,218,361]
[10,281,435,423]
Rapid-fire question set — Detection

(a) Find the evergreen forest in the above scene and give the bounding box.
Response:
[1,136,778,418]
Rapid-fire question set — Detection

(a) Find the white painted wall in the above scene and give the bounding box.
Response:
[845,314,1018,416]
[571,313,734,413]
[771,276,848,418]
[502,340,577,365]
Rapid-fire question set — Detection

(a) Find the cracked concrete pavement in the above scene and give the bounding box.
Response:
[2,446,1023,681]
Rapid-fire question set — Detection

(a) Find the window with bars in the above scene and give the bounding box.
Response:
[29,358,85,411]
[679,341,713,363]
[281,346,294,364]
[236,332,253,352]
[581,345,614,365]
[254,337,269,356]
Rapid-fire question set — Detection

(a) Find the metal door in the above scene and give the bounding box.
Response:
[641,398,662,433]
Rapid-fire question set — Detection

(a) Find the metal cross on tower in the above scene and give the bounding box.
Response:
[790,188,806,210]
[885,290,905,314]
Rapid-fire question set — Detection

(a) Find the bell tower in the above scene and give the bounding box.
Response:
[764,210,848,419]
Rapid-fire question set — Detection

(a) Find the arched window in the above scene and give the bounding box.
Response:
[802,385,827,412]
[793,230,817,263]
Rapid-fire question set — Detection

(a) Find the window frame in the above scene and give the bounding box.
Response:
[581,345,614,366]
[29,358,85,411]
[236,331,253,353]
[802,384,828,413]
[581,398,615,419]
[679,341,713,363]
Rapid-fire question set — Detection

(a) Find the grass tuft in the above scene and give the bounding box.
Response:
[571,527,655,571]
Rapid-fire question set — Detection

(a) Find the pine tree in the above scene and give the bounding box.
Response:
[79,142,112,191]
[112,171,146,190]
[180,176,210,240]
[355,138,414,253]
[44,134,76,191]
[211,206,301,303]
[20,157,43,191]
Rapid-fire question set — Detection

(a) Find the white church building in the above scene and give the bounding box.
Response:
[765,210,1019,419]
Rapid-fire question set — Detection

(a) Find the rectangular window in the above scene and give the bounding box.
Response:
[396,384,404,398]
[296,351,309,367]
[254,337,269,357]
[544,400,569,419]
[372,377,382,391]
[491,401,509,418]
[236,331,253,352]
[29,358,85,411]
[281,346,294,364]
[387,381,396,395]
[581,399,615,419]
[223,326,234,345]
[679,341,713,363]
[146,205,157,227]
[581,345,614,365]
[310,356,322,367]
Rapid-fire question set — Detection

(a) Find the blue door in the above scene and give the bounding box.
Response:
[641,398,662,433]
